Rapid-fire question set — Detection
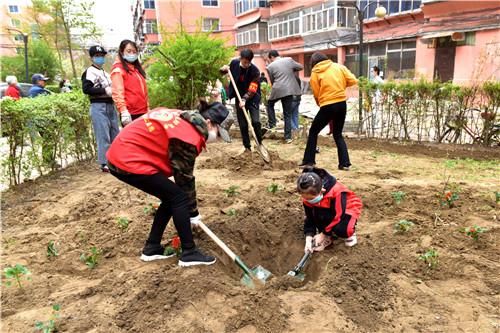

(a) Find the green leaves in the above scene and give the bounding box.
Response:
[80,246,101,269]
[47,241,58,258]
[224,185,240,197]
[459,226,488,241]
[418,248,439,269]
[35,303,60,332]
[116,217,129,231]
[394,220,414,233]
[391,191,406,205]
[3,264,31,289]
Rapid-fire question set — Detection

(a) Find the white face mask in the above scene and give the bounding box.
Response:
[206,130,218,143]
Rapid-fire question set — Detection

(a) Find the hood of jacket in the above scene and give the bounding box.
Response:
[312,60,333,74]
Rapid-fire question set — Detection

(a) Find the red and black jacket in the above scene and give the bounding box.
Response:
[302,168,362,237]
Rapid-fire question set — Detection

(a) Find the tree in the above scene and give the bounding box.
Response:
[30,0,101,81]
[147,25,234,109]
[0,40,59,82]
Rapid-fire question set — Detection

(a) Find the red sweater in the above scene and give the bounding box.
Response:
[5,85,20,100]
[111,60,148,115]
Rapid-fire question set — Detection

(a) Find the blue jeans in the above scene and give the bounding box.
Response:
[291,98,300,130]
[90,102,120,165]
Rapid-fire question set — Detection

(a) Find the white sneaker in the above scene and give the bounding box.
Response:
[344,233,357,247]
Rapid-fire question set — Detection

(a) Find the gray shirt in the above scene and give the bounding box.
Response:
[267,56,304,100]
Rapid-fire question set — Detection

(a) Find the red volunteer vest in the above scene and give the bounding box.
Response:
[106,108,205,176]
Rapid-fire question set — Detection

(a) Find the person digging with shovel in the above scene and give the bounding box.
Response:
[297,167,362,253]
[106,102,233,266]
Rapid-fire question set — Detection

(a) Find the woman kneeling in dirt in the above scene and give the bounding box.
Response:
[106,102,232,266]
[297,167,362,253]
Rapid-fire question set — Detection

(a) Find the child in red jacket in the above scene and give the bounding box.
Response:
[297,167,362,253]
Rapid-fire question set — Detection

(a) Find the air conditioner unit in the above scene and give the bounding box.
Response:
[451,31,465,41]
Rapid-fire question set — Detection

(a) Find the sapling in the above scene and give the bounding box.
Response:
[116,217,129,231]
[4,264,31,289]
[459,226,488,241]
[143,202,160,216]
[35,304,60,333]
[394,219,414,233]
[47,241,58,258]
[441,190,459,208]
[392,191,405,205]
[80,246,101,269]
[267,183,283,195]
[163,236,181,256]
[418,249,439,269]
[226,208,237,216]
[224,185,240,197]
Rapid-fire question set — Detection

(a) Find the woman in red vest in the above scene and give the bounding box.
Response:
[107,102,232,266]
[111,39,148,126]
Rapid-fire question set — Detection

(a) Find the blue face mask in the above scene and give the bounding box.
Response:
[307,193,323,204]
[123,54,138,63]
[92,56,105,66]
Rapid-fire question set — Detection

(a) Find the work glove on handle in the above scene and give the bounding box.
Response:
[121,110,132,126]
[304,235,314,254]
[105,86,112,97]
[190,214,202,226]
[313,233,333,252]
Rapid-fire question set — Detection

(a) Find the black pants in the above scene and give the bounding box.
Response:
[235,102,262,149]
[278,95,294,140]
[131,113,145,120]
[266,99,276,128]
[302,101,351,168]
[109,170,195,250]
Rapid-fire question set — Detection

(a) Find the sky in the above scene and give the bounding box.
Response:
[91,0,134,50]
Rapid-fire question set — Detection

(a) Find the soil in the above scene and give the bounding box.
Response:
[1,137,499,333]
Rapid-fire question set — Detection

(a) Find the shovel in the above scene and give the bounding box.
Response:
[287,251,313,282]
[226,70,271,163]
[198,221,271,288]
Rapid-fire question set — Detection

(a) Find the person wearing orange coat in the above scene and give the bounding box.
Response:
[300,52,358,170]
[111,39,148,126]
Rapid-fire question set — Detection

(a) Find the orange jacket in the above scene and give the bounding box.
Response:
[111,60,148,115]
[310,60,357,107]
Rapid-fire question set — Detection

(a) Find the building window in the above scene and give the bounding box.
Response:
[268,11,300,40]
[11,18,21,27]
[8,5,19,13]
[14,34,24,41]
[202,18,220,32]
[456,32,475,46]
[359,0,421,18]
[386,40,416,79]
[143,20,158,34]
[236,23,262,46]
[302,1,355,33]
[144,0,155,9]
[235,0,268,16]
[202,0,218,6]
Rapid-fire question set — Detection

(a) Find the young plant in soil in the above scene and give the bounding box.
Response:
[391,191,406,205]
[459,226,488,241]
[418,249,439,269]
[144,202,160,216]
[3,264,31,289]
[116,217,129,231]
[441,190,459,208]
[226,208,237,217]
[47,241,58,258]
[163,236,182,256]
[80,246,101,269]
[224,185,240,197]
[35,304,60,333]
[394,219,414,233]
[267,183,283,195]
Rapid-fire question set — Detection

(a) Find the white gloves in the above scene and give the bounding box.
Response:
[190,214,202,226]
[220,65,229,73]
[121,110,132,126]
[304,235,314,254]
[105,86,112,97]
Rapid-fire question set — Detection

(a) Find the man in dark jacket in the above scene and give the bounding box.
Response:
[220,49,263,153]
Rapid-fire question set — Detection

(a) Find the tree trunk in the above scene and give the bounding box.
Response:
[59,7,78,80]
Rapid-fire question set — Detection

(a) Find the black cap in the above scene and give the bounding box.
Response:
[89,45,107,57]
[201,102,232,142]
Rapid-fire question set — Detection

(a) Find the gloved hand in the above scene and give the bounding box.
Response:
[105,86,112,97]
[304,235,314,254]
[313,233,333,252]
[239,99,246,108]
[121,110,132,126]
[220,65,229,73]
[190,214,202,226]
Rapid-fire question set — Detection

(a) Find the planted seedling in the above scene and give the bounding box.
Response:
[459,226,488,241]
[47,241,58,258]
[418,249,439,269]
[164,236,182,256]
[35,304,60,333]
[267,183,283,195]
[392,191,406,205]
[226,208,237,217]
[116,217,129,231]
[441,190,459,208]
[4,264,31,289]
[394,219,414,233]
[224,185,240,197]
[143,202,160,216]
[80,246,101,269]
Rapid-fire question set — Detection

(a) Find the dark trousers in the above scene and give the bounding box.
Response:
[131,113,145,120]
[302,101,351,168]
[235,102,262,149]
[109,171,195,250]
[266,99,276,128]
[278,95,294,140]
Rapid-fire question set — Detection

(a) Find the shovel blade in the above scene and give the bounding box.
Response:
[240,265,272,288]
[287,270,306,281]
[256,144,271,163]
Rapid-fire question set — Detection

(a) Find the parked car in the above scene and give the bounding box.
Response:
[0,82,33,98]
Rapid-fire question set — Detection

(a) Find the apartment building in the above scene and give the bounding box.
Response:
[0,1,34,57]
[233,0,500,83]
